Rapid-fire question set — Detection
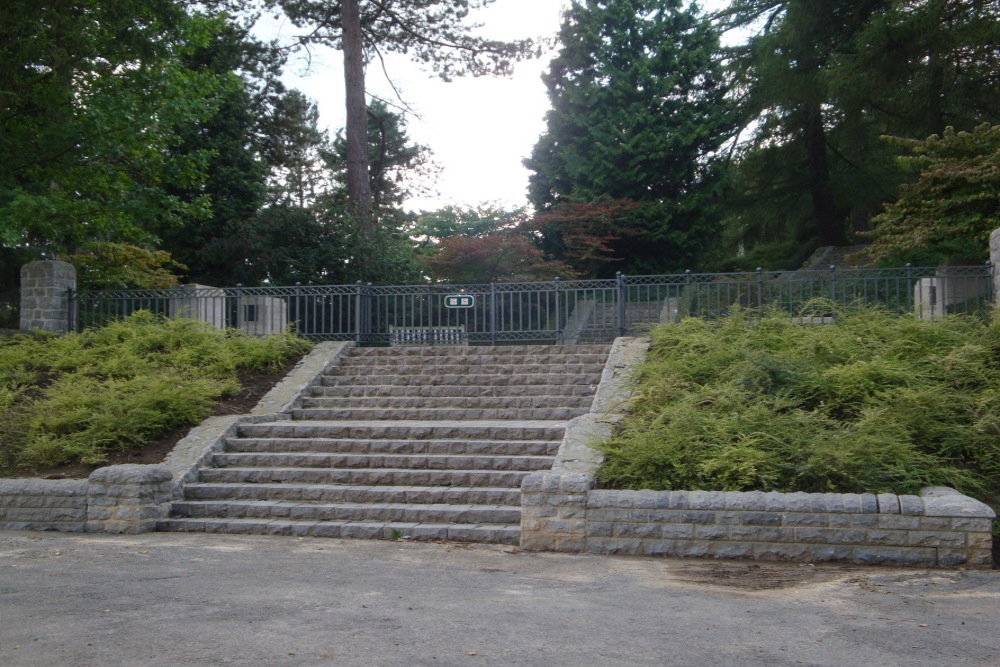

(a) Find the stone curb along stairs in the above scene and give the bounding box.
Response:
[157,341,616,543]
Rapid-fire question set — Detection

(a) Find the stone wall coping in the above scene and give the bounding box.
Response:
[528,473,994,520]
[88,464,173,485]
[251,341,354,415]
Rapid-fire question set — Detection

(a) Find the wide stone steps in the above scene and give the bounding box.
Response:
[290,407,586,421]
[210,452,555,472]
[311,384,597,398]
[161,343,611,544]
[196,467,532,488]
[319,373,600,386]
[329,363,601,376]
[299,395,594,409]
[159,517,519,543]
[336,353,610,367]
[170,500,520,525]
[347,345,610,358]
[182,483,521,505]
[226,437,560,456]
[235,420,567,441]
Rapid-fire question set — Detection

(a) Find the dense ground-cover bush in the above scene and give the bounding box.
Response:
[0,312,312,471]
[598,305,1000,508]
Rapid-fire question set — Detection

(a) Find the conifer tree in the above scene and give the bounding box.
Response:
[525,0,730,275]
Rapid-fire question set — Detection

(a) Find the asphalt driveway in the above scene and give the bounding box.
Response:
[1,531,997,666]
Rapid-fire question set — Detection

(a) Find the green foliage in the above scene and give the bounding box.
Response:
[413,204,572,283]
[526,0,730,274]
[863,124,1000,264]
[0,312,312,470]
[598,307,1000,499]
[716,0,1000,259]
[67,242,187,290]
[0,1,230,254]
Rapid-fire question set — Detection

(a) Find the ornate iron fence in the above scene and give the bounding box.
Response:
[70,264,994,343]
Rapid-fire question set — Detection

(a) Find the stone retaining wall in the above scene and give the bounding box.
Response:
[0,466,177,535]
[521,477,994,568]
[0,479,89,531]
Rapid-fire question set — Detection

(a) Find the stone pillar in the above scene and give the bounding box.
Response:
[19,260,76,333]
[991,228,1000,301]
[85,465,174,534]
[520,472,593,552]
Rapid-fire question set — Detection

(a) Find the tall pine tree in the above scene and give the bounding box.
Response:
[525,0,731,275]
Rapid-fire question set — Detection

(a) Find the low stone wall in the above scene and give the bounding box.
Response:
[0,479,89,531]
[0,466,174,535]
[522,336,996,569]
[521,477,994,568]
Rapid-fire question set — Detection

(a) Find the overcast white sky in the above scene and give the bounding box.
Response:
[264,0,730,212]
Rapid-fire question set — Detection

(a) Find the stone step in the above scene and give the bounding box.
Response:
[210,452,555,472]
[349,344,611,357]
[198,467,532,488]
[310,384,598,398]
[328,363,600,376]
[236,420,567,441]
[319,373,600,386]
[183,483,521,506]
[157,517,520,543]
[227,438,560,457]
[336,352,610,367]
[290,407,587,421]
[299,395,593,410]
[171,500,520,525]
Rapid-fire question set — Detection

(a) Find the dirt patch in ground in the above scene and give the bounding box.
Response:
[670,561,862,591]
[5,356,303,481]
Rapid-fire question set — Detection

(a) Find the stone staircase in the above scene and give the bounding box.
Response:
[158,344,611,543]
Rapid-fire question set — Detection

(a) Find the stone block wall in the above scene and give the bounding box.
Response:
[522,476,994,568]
[0,465,174,534]
[19,260,76,333]
[0,479,89,531]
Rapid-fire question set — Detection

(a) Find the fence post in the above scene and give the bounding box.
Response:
[828,265,837,305]
[986,261,994,305]
[490,282,497,345]
[554,277,562,344]
[354,281,363,344]
[756,267,764,313]
[617,272,627,336]
[990,229,1000,302]
[684,270,692,317]
[905,263,914,312]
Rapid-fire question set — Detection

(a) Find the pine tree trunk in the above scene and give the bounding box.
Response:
[342,0,375,240]
[803,104,848,246]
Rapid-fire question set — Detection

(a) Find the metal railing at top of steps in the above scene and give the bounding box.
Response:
[69,264,994,343]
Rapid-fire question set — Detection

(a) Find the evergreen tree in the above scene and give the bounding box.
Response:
[715,0,1000,262]
[525,0,731,275]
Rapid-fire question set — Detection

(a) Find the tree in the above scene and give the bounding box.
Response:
[421,234,570,283]
[272,0,536,257]
[863,124,1000,264]
[0,0,229,256]
[525,0,731,274]
[413,204,572,283]
[715,0,1000,259]
[332,100,435,213]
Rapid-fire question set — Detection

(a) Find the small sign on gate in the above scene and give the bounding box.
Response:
[444,294,475,308]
